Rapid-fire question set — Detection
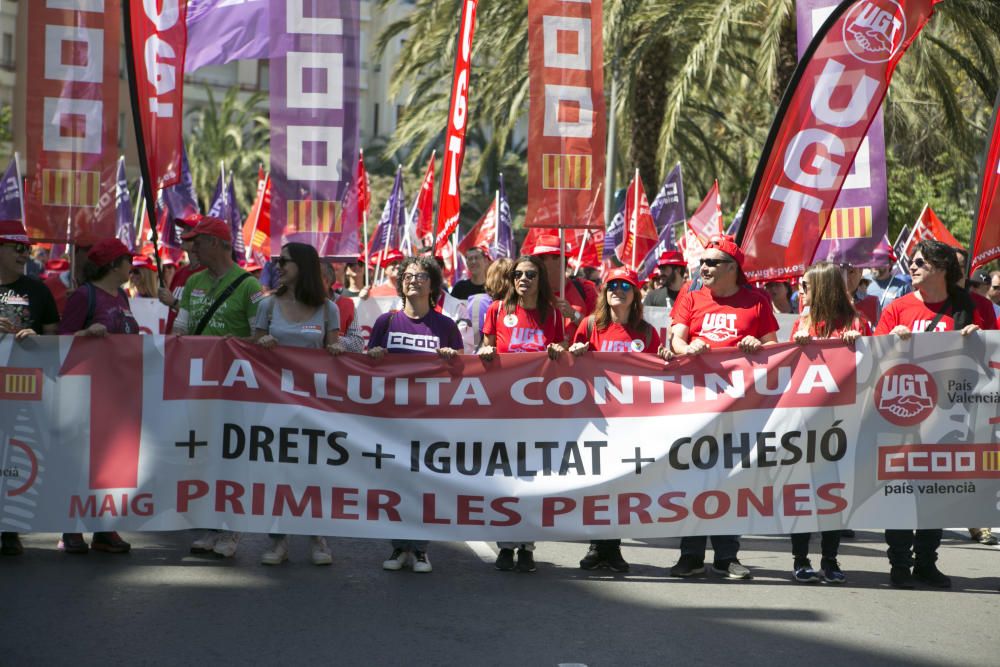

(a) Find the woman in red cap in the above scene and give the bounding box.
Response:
[57,238,138,555]
[128,256,159,299]
[569,266,672,573]
[479,255,567,573]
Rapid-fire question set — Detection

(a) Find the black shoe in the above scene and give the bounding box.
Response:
[579,545,605,570]
[913,564,951,588]
[669,554,706,578]
[1,532,23,556]
[495,548,515,571]
[890,566,914,589]
[605,546,630,573]
[516,548,536,573]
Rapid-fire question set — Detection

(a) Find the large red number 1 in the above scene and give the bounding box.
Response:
[59,336,144,489]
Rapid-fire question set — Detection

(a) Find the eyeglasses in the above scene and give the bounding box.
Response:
[701,258,733,268]
[402,272,430,283]
[1,243,28,254]
[513,270,538,280]
[910,257,929,269]
[606,280,633,292]
[799,280,810,292]
[275,257,294,267]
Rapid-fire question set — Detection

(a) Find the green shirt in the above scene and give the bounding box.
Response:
[177,264,263,336]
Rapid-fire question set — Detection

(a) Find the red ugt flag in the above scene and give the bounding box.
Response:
[971,90,1000,271]
[687,181,724,248]
[904,204,960,258]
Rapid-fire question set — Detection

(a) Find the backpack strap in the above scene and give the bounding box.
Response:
[194,272,252,335]
[83,283,97,329]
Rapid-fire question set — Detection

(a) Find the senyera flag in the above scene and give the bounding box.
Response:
[435,0,479,252]
[687,181,723,248]
[903,204,960,258]
[737,0,941,280]
[616,171,658,271]
[526,0,605,231]
[970,88,1000,272]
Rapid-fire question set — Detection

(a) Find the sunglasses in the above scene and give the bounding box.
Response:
[606,280,633,292]
[275,257,294,267]
[402,272,430,283]
[1,243,29,254]
[701,258,733,268]
[513,270,538,280]
[910,257,930,269]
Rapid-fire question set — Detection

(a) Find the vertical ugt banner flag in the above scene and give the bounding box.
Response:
[434,0,478,252]
[526,0,606,230]
[798,0,890,268]
[25,1,121,243]
[270,0,360,259]
[971,90,1000,272]
[737,0,941,280]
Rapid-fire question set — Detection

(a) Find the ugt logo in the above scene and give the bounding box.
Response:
[875,364,937,427]
[843,0,906,64]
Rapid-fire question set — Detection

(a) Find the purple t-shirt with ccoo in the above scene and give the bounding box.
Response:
[367,309,463,354]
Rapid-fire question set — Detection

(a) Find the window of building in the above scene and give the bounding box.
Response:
[2,34,13,68]
[373,103,379,137]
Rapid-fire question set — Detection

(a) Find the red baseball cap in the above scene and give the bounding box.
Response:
[528,234,562,256]
[181,216,231,243]
[656,250,686,267]
[132,256,157,271]
[705,234,747,283]
[0,219,30,244]
[176,213,204,228]
[368,248,404,268]
[87,239,132,267]
[605,266,640,290]
[45,258,70,272]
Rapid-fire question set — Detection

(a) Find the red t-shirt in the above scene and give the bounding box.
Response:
[573,318,661,354]
[482,300,566,353]
[334,294,355,334]
[44,272,71,315]
[854,295,878,327]
[671,286,779,348]
[875,292,998,334]
[558,277,598,330]
[788,314,872,341]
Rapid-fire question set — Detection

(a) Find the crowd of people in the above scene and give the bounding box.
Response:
[1,212,998,589]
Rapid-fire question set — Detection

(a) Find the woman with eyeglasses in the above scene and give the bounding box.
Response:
[568,266,671,573]
[874,239,996,589]
[479,255,567,573]
[367,256,463,574]
[252,242,343,567]
[784,261,870,585]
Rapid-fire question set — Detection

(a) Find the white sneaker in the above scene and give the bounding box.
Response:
[382,547,410,570]
[213,531,241,557]
[260,536,289,565]
[190,531,219,553]
[310,536,333,566]
[412,550,432,573]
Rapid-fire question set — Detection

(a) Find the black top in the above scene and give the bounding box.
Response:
[0,275,59,333]
[450,279,486,301]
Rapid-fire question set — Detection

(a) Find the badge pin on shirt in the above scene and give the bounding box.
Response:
[503,314,518,328]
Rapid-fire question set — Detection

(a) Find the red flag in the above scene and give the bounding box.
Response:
[526,0,606,230]
[458,200,497,255]
[243,168,272,261]
[123,0,188,192]
[357,150,371,223]
[737,0,941,280]
[903,205,960,258]
[971,91,1000,271]
[687,181,724,248]
[414,152,436,249]
[616,173,658,271]
[435,0,479,252]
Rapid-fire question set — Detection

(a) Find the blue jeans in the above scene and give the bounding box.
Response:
[680,535,739,562]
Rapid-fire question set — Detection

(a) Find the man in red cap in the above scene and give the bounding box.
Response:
[643,250,688,309]
[668,235,779,580]
[361,249,404,298]
[528,233,597,330]
[174,217,264,559]
[158,214,206,333]
[0,221,59,556]
[451,245,493,300]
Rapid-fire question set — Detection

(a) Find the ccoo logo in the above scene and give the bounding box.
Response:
[842,0,907,64]
[875,364,937,427]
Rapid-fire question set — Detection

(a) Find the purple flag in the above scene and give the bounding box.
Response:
[158,147,200,248]
[114,158,136,251]
[227,174,245,258]
[495,174,514,259]
[368,168,406,256]
[602,193,626,261]
[185,0,271,73]
[269,0,360,260]
[649,163,685,242]
[726,201,746,237]
[0,155,23,224]
[798,0,889,268]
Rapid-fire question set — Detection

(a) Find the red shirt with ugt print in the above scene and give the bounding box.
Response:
[482,300,566,353]
[573,318,661,354]
[788,315,872,341]
[671,286,779,348]
[875,292,997,335]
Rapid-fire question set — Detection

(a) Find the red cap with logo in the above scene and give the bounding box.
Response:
[605,266,640,290]
[528,234,562,256]
[656,250,686,267]
[181,216,231,243]
[87,239,132,268]
[705,234,747,284]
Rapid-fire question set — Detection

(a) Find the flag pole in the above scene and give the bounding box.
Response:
[631,168,639,269]
[573,229,589,276]
[559,228,566,299]
[493,185,500,255]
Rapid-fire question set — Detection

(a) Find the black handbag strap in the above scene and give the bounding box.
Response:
[194,272,252,335]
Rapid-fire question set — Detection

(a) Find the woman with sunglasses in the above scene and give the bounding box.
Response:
[874,239,996,589]
[252,242,343,566]
[568,266,671,573]
[479,255,567,573]
[128,257,159,299]
[785,261,871,585]
[368,256,463,574]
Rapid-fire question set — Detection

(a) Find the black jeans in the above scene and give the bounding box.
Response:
[884,529,942,568]
[791,531,840,561]
[680,535,739,562]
